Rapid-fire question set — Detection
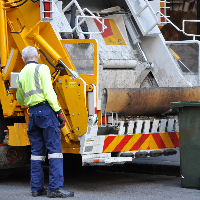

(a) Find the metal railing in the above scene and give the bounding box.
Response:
[62,0,107,35]
[156,11,200,40]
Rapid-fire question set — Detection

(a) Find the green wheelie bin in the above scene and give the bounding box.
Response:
[170,101,200,189]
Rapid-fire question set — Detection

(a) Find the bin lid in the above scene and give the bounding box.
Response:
[170,101,200,108]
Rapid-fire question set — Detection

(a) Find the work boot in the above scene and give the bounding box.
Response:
[31,187,47,197]
[47,187,74,198]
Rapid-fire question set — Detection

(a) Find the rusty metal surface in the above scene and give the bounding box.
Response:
[105,87,200,116]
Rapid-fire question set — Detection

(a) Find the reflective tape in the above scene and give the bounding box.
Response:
[31,155,46,161]
[23,89,43,99]
[18,64,43,100]
[18,78,26,99]
[34,64,43,93]
[48,153,63,159]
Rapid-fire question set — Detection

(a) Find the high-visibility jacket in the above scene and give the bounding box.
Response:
[16,61,61,112]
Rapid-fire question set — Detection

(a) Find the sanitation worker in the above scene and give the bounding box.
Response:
[16,46,74,198]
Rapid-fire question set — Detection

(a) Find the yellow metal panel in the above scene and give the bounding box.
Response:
[8,123,29,146]
[18,0,40,29]
[0,2,8,67]
[61,133,80,154]
[0,76,9,110]
[6,97,18,116]
[61,75,88,136]
[7,8,32,53]
[56,85,80,143]
[0,76,20,117]
[79,74,97,85]
[61,123,79,143]
[55,83,68,110]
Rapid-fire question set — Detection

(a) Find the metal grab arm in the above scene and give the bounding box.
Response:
[31,33,78,79]
[59,59,79,79]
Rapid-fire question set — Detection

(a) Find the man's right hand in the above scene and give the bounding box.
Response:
[58,113,66,128]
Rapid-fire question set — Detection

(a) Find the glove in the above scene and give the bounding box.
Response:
[58,113,66,129]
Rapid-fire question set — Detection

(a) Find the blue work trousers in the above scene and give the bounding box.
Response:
[27,103,64,191]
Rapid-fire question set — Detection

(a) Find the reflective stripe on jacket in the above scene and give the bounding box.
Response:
[16,62,61,112]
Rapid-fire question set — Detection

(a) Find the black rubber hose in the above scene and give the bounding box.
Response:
[80,21,90,39]
[10,0,28,8]
[39,49,64,70]
[13,0,23,3]
[70,3,79,39]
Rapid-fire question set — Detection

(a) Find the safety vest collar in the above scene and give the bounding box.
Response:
[26,61,38,65]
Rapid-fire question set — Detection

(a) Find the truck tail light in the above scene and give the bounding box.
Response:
[94,107,97,114]
[44,0,50,18]
[102,116,108,124]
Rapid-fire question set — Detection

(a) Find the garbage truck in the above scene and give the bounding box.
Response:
[0,0,199,172]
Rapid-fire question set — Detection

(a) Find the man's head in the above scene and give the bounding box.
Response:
[22,46,40,63]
